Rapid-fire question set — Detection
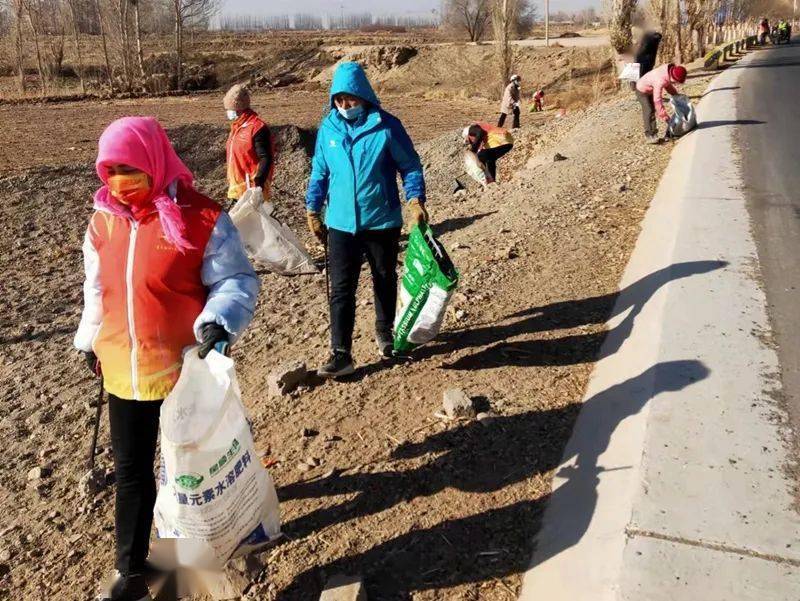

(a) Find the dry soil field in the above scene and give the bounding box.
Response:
[0,34,720,600]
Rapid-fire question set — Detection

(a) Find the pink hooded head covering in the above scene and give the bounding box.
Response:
[94,116,195,252]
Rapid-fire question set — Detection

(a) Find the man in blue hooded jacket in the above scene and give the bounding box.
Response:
[306,62,428,378]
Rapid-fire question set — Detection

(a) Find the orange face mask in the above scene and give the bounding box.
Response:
[107,172,152,206]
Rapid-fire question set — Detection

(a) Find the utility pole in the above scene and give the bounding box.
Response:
[545,0,550,46]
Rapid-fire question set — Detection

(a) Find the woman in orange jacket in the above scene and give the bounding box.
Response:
[75,116,259,601]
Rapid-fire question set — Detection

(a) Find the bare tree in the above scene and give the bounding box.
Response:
[94,0,113,86]
[609,0,638,57]
[444,0,492,41]
[171,0,219,90]
[24,0,47,93]
[66,0,86,92]
[673,0,683,62]
[492,0,516,89]
[112,0,133,89]
[7,0,27,92]
[131,0,145,78]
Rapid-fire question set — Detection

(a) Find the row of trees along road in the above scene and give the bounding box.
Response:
[1,0,795,97]
[609,0,796,66]
[0,0,219,95]
[443,0,795,95]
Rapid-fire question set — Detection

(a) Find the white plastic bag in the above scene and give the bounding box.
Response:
[229,187,318,275]
[668,94,697,138]
[154,348,281,563]
[464,150,490,186]
[619,62,641,82]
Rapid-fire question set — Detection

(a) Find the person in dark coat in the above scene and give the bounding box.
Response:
[635,31,663,78]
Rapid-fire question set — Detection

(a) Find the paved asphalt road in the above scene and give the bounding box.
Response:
[737,40,800,443]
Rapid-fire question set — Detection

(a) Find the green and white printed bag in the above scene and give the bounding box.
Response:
[393,223,459,352]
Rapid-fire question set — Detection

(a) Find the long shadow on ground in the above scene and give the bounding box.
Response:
[416,260,726,371]
[276,360,710,599]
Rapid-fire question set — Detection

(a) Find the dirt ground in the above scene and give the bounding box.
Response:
[0,57,719,601]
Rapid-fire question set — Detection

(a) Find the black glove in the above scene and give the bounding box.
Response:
[198,323,230,359]
[83,351,100,377]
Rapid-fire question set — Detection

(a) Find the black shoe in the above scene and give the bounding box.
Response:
[96,572,152,601]
[375,332,394,358]
[318,350,355,378]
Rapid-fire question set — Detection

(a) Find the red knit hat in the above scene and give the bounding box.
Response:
[669,64,687,83]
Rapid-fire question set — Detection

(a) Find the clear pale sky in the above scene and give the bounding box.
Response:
[221,0,602,17]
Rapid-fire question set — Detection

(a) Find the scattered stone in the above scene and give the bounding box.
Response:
[78,470,106,498]
[305,456,321,467]
[320,573,367,601]
[0,548,11,562]
[618,183,628,192]
[301,427,319,438]
[267,361,308,396]
[553,152,567,162]
[455,309,467,320]
[476,412,497,427]
[442,388,476,419]
[26,466,51,481]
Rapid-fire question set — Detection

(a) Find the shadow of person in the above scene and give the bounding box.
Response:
[694,119,765,130]
[531,359,709,561]
[433,211,498,237]
[279,404,583,539]
[276,360,709,600]
[432,260,726,370]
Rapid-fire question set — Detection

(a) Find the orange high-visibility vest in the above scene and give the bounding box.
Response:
[226,110,275,200]
[89,185,221,400]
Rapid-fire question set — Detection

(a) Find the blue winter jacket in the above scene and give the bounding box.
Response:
[305,62,426,233]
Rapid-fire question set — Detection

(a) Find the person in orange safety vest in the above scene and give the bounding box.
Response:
[223,84,275,201]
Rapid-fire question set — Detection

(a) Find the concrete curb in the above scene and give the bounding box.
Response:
[519,51,800,601]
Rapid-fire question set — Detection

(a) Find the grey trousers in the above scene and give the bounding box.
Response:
[636,90,657,137]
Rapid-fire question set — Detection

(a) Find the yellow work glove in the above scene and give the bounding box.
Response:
[406,198,429,228]
[306,211,326,244]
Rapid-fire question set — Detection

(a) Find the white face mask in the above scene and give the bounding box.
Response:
[226,109,238,121]
[337,104,365,121]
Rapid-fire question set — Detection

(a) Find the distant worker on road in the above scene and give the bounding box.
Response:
[462,122,514,183]
[223,84,275,201]
[776,18,791,43]
[305,62,428,378]
[635,63,687,144]
[499,74,522,129]
[532,88,545,112]
[759,18,771,45]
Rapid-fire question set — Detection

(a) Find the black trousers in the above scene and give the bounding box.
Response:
[635,90,657,137]
[477,144,513,180]
[497,107,520,129]
[109,394,162,576]
[327,227,401,353]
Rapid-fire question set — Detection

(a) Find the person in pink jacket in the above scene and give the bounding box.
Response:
[635,63,687,144]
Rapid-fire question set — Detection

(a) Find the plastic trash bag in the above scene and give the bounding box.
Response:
[668,94,697,138]
[394,223,459,352]
[464,150,490,186]
[619,62,641,82]
[154,347,281,563]
[229,187,317,275]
